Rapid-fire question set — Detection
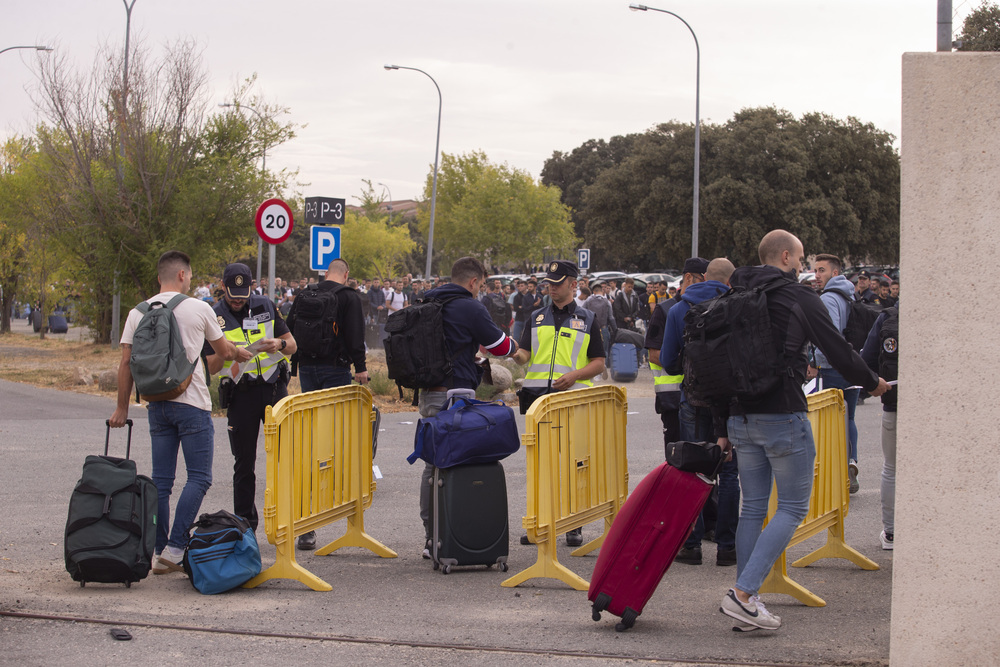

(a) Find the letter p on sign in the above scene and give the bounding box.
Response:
[310,225,341,272]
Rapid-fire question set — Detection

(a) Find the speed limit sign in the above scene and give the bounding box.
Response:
[254,198,294,245]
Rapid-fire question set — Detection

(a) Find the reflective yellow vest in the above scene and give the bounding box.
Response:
[215,297,285,383]
[650,361,683,393]
[523,305,595,391]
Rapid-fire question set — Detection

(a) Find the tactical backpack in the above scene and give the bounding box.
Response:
[287,283,343,362]
[840,296,883,353]
[682,278,792,402]
[383,295,461,389]
[130,294,197,402]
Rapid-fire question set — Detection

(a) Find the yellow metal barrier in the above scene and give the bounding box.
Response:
[244,385,397,592]
[502,385,629,590]
[758,388,878,606]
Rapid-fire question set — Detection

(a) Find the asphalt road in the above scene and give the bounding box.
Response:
[0,377,892,666]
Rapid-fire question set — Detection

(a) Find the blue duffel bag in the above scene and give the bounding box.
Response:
[407,397,520,468]
[182,510,261,595]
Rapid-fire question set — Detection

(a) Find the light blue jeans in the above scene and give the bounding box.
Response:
[147,401,215,553]
[728,412,815,596]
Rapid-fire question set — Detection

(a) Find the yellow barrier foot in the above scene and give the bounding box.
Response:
[243,553,333,592]
[501,539,589,590]
[316,530,398,558]
[792,537,879,571]
[759,556,826,607]
[570,532,605,558]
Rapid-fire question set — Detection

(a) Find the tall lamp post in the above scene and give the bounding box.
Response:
[384,64,442,279]
[0,45,54,57]
[377,181,393,223]
[629,4,701,258]
[219,102,269,295]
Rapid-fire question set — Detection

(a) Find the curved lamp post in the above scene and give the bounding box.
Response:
[384,64,441,279]
[629,3,701,258]
[0,45,54,57]
[377,181,393,223]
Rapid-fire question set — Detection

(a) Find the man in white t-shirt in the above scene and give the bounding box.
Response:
[110,250,244,575]
[385,279,406,314]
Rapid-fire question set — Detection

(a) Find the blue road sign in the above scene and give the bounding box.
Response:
[310,225,341,272]
[577,248,591,271]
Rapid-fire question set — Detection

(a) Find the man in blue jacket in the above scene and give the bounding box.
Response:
[660,258,739,566]
[417,257,521,558]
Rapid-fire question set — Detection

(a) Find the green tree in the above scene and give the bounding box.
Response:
[957,1,1000,51]
[25,43,296,342]
[341,209,416,280]
[417,151,578,274]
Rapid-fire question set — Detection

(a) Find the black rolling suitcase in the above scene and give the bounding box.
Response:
[48,314,69,334]
[65,420,157,587]
[431,462,509,574]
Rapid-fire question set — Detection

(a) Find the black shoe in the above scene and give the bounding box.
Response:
[703,529,716,543]
[520,534,532,546]
[675,546,702,565]
[296,531,316,550]
[716,547,737,566]
[566,528,583,547]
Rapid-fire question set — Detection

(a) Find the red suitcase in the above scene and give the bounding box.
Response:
[589,462,715,631]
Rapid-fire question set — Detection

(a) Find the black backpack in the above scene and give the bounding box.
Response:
[840,296,883,353]
[383,295,460,389]
[287,283,342,361]
[485,293,512,332]
[682,278,792,402]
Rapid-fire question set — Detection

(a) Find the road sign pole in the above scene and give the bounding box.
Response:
[268,245,276,302]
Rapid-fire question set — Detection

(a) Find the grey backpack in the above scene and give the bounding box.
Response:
[130,294,197,401]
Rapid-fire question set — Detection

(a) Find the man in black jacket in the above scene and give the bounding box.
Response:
[717,230,889,632]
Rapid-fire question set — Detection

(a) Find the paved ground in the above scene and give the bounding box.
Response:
[0,376,892,666]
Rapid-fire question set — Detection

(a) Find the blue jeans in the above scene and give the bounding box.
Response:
[728,412,815,596]
[511,320,525,346]
[680,400,739,550]
[818,367,859,462]
[298,364,352,392]
[147,401,215,553]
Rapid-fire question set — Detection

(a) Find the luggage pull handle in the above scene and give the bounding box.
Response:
[104,419,134,459]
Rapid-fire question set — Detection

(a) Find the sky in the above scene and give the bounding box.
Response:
[0,1,970,208]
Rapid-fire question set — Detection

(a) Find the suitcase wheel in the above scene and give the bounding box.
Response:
[615,607,639,632]
[432,561,440,571]
[592,592,611,621]
[79,581,86,588]
[125,581,131,588]
[442,564,451,575]
[500,562,508,572]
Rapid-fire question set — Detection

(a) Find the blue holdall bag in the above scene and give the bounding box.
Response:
[408,396,520,469]
[182,510,261,595]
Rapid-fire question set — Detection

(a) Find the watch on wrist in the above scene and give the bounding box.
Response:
[280,339,287,351]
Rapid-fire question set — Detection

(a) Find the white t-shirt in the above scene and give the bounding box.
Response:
[121,291,225,412]
[386,289,406,312]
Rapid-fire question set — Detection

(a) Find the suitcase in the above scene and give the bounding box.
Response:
[589,462,714,631]
[48,314,69,334]
[431,462,509,574]
[64,420,158,588]
[609,342,639,382]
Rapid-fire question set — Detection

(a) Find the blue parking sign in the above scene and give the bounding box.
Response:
[577,248,590,271]
[310,225,341,272]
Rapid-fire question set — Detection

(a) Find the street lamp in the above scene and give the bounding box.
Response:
[377,181,393,223]
[219,101,269,295]
[384,64,442,279]
[629,3,701,258]
[0,45,54,56]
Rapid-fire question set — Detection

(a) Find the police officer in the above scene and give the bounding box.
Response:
[206,263,296,531]
[513,260,605,547]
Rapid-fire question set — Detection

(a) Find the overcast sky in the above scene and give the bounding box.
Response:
[1,1,968,208]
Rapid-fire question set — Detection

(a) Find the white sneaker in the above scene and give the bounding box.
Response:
[880,530,894,550]
[720,589,781,630]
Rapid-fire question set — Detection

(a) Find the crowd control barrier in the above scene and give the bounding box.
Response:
[502,385,629,590]
[244,385,396,592]
[758,388,878,606]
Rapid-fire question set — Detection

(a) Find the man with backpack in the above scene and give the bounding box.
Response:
[284,257,369,550]
[205,263,297,534]
[109,250,243,575]
[690,231,888,632]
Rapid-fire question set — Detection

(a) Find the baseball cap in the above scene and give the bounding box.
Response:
[223,263,252,298]
[541,260,579,285]
[683,257,710,275]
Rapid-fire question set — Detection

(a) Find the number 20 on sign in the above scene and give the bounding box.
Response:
[255,198,294,245]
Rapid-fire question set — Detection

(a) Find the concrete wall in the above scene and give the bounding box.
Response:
[894,52,1000,665]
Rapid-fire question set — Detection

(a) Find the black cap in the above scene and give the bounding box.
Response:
[683,257,710,275]
[541,260,579,285]
[223,263,252,298]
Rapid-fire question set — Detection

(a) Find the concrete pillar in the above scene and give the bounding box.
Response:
[894,52,1000,665]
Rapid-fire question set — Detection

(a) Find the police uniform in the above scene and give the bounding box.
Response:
[645,296,685,451]
[212,264,291,531]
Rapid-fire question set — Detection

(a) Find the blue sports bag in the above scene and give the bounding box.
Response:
[183,510,261,595]
[407,397,520,468]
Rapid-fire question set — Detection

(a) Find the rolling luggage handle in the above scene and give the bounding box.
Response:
[104,419,134,459]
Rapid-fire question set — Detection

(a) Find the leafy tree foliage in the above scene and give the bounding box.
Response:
[341,209,416,281]
[417,151,577,274]
[957,2,1000,51]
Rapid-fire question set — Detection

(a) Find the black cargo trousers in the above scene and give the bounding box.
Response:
[227,377,288,531]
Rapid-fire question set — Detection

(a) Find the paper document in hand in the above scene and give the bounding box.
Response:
[220,340,271,383]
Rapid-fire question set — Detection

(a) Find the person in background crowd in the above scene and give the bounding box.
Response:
[613,277,640,331]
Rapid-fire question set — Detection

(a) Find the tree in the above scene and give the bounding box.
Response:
[957,2,1000,51]
[417,151,578,274]
[341,209,416,280]
[23,42,295,342]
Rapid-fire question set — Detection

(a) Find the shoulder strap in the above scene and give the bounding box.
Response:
[164,293,189,310]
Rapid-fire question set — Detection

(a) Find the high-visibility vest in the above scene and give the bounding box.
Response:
[215,296,285,383]
[523,305,595,391]
[650,361,683,393]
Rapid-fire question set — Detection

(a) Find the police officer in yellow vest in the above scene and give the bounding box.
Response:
[206,263,296,531]
[513,260,605,547]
